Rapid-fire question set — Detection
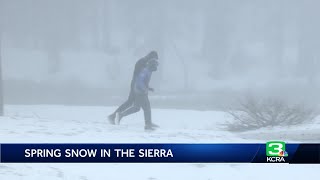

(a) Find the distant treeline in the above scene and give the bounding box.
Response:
[3,79,320,111]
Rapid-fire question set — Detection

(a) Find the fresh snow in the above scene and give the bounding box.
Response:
[0,105,319,180]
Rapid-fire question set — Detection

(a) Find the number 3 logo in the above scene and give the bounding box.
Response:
[266,141,286,156]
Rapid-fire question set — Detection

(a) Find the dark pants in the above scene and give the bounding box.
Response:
[111,91,135,116]
[120,94,152,126]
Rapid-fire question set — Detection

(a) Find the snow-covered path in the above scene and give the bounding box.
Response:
[1,163,319,180]
[0,105,319,180]
[1,105,245,143]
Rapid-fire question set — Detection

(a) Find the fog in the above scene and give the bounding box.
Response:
[0,0,320,109]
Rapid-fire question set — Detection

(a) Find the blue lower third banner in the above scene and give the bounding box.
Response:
[0,143,319,163]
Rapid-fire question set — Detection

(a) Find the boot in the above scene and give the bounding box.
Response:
[144,122,159,131]
[150,123,159,128]
[108,114,115,125]
[144,125,156,131]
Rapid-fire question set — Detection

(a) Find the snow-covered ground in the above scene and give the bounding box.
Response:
[1,105,319,180]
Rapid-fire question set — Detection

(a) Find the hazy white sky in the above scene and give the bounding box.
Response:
[0,0,319,102]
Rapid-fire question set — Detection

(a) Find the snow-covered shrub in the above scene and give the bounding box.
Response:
[226,96,318,131]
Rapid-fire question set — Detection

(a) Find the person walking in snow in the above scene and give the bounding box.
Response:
[108,51,159,128]
[114,59,159,130]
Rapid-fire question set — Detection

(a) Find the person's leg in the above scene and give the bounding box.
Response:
[141,95,159,130]
[140,95,152,127]
[115,94,142,123]
[114,91,135,113]
[120,105,140,118]
[109,91,134,119]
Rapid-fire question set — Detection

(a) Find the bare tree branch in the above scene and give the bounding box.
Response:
[225,96,318,131]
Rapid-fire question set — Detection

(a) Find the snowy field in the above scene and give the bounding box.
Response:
[0,105,319,179]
